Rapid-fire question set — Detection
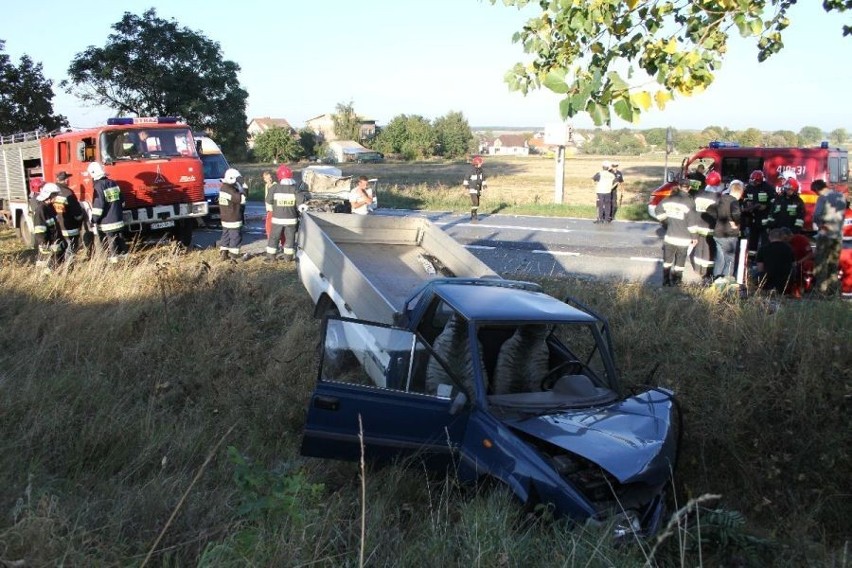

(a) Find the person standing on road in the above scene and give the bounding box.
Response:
[609,162,623,221]
[350,175,375,216]
[32,183,64,270]
[710,179,743,283]
[593,161,615,224]
[265,165,304,262]
[218,168,245,261]
[655,177,697,287]
[811,179,846,296]
[463,155,486,222]
[88,162,126,263]
[53,171,84,262]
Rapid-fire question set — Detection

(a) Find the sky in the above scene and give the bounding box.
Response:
[2,1,851,133]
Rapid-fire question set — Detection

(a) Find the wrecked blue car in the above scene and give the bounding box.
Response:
[300,282,678,537]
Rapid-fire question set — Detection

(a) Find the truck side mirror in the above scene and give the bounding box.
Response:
[666,170,676,183]
[76,142,86,161]
[449,391,467,415]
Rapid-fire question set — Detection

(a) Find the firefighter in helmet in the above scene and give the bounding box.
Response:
[743,169,774,254]
[218,168,246,261]
[33,183,64,270]
[463,155,487,222]
[88,162,126,263]
[763,177,805,234]
[53,171,85,262]
[265,164,304,262]
[688,171,719,284]
[655,177,698,286]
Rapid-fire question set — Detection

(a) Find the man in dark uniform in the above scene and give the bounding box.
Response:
[655,177,697,287]
[742,170,774,255]
[88,162,126,263]
[609,162,624,221]
[689,171,719,284]
[218,168,245,261]
[764,178,805,234]
[53,171,85,262]
[265,164,305,262]
[463,155,486,222]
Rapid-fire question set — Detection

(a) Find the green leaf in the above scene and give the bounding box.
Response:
[543,70,570,94]
[607,70,629,93]
[559,97,573,119]
[613,98,634,122]
[586,100,610,126]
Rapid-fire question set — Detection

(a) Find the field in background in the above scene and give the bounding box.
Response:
[236,154,687,220]
[0,228,849,565]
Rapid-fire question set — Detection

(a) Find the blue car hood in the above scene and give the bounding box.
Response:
[505,389,676,484]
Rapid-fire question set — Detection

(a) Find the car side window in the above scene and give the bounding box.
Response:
[320,317,463,399]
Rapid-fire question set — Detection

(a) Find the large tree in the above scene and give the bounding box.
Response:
[0,40,67,134]
[493,1,850,126]
[433,111,474,159]
[332,101,362,141]
[62,9,248,158]
[374,115,437,160]
[252,126,302,163]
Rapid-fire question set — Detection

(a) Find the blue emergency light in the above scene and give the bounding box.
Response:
[106,117,180,125]
[820,141,829,149]
[708,140,740,149]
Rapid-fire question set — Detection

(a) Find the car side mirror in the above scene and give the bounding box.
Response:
[449,391,467,415]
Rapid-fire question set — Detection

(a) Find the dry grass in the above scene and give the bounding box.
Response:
[0,227,849,565]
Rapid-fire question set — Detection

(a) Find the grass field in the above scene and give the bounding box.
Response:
[235,154,686,220]
[0,182,849,565]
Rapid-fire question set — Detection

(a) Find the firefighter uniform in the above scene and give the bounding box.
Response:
[743,179,774,253]
[218,174,245,260]
[90,168,126,262]
[32,184,64,269]
[53,174,84,260]
[463,157,486,221]
[764,191,805,234]
[265,178,304,261]
[655,185,696,286]
[689,188,718,282]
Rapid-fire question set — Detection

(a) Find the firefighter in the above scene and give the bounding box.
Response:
[655,177,697,287]
[218,168,245,261]
[689,172,719,284]
[463,155,486,222]
[32,183,64,270]
[742,170,774,255]
[609,161,624,221]
[53,171,84,262]
[764,177,805,234]
[265,164,304,262]
[88,162,126,263]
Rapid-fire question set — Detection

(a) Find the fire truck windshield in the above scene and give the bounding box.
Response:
[100,128,199,162]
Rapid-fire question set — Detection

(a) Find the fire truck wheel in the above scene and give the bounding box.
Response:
[16,213,35,249]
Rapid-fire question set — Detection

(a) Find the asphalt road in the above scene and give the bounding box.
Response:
[193,204,700,286]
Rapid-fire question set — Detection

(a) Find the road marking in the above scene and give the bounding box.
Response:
[532,249,580,256]
[465,245,496,250]
[437,221,574,234]
[630,256,661,263]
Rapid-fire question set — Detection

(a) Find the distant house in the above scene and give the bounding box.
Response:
[485,134,530,156]
[305,113,377,143]
[247,117,295,148]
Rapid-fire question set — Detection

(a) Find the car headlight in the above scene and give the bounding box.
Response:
[611,510,641,539]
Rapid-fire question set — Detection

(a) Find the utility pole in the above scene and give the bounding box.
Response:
[546,123,571,204]
[663,127,673,182]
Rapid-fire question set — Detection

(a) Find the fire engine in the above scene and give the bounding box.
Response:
[0,117,207,247]
[648,142,849,231]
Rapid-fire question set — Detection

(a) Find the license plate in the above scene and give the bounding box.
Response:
[151,220,175,230]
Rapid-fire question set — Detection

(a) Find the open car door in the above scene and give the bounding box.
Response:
[300,317,472,468]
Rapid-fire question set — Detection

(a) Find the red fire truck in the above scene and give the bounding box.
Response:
[0,117,207,247]
[648,142,849,231]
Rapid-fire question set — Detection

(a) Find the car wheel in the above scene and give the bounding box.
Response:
[16,212,35,249]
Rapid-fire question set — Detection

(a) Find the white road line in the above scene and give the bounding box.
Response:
[465,245,496,250]
[630,256,661,263]
[436,221,574,234]
[532,249,581,257]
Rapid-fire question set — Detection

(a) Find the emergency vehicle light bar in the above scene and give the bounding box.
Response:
[106,117,181,125]
[708,141,740,149]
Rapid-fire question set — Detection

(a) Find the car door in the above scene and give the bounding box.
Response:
[300,317,472,468]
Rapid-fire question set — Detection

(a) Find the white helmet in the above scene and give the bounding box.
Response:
[37,183,60,201]
[87,162,106,180]
[601,161,611,169]
[222,168,241,184]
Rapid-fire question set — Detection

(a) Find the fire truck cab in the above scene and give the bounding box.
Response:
[0,117,207,247]
[648,142,849,231]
